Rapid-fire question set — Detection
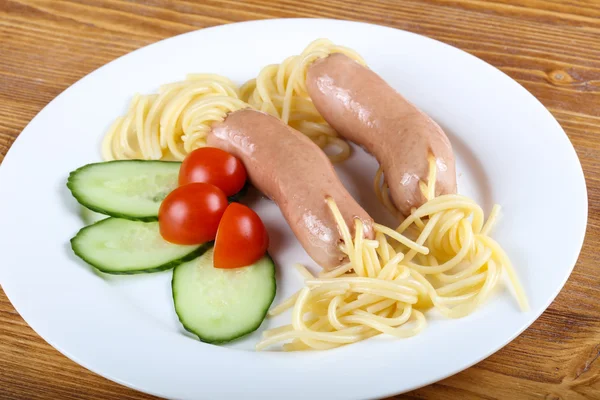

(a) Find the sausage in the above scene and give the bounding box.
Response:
[208,108,374,269]
[306,53,457,217]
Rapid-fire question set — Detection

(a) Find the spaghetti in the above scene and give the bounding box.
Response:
[102,74,249,161]
[98,40,528,352]
[240,39,366,163]
[102,40,363,162]
[256,158,528,351]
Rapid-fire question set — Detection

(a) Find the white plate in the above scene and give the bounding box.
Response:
[0,19,587,400]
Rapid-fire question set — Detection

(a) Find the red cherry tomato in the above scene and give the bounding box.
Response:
[214,203,269,269]
[158,183,228,245]
[179,147,247,197]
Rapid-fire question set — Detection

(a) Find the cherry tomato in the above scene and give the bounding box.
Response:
[158,183,228,245]
[179,147,247,197]
[214,203,269,269]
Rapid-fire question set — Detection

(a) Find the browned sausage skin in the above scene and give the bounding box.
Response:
[306,53,457,217]
[208,108,374,269]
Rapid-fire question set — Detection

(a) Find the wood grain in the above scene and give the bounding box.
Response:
[0,0,598,399]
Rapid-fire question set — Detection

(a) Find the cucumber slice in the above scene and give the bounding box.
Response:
[71,217,210,274]
[67,160,181,221]
[67,160,248,221]
[172,247,276,343]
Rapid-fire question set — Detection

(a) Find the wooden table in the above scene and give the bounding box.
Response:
[1,1,598,399]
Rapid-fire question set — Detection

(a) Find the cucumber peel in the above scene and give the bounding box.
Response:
[172,247,276,344]
[71,217,210,275]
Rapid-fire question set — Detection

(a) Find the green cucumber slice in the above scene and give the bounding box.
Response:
[172,247,276,343]
[67,160,181,221]
[67,160,248,221]
[71,217,209,274]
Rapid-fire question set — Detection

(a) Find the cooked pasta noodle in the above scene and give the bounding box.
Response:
[257,157,528,351]
[102,74,249,161]
[98,39,528,352]
[240,39,366,163]
[102,40,363,162]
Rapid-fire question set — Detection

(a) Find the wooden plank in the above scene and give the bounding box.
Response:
[0,0,598,398]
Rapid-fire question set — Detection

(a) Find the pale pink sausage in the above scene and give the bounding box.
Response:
[208,109,374,270]
[306,53,457,217]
